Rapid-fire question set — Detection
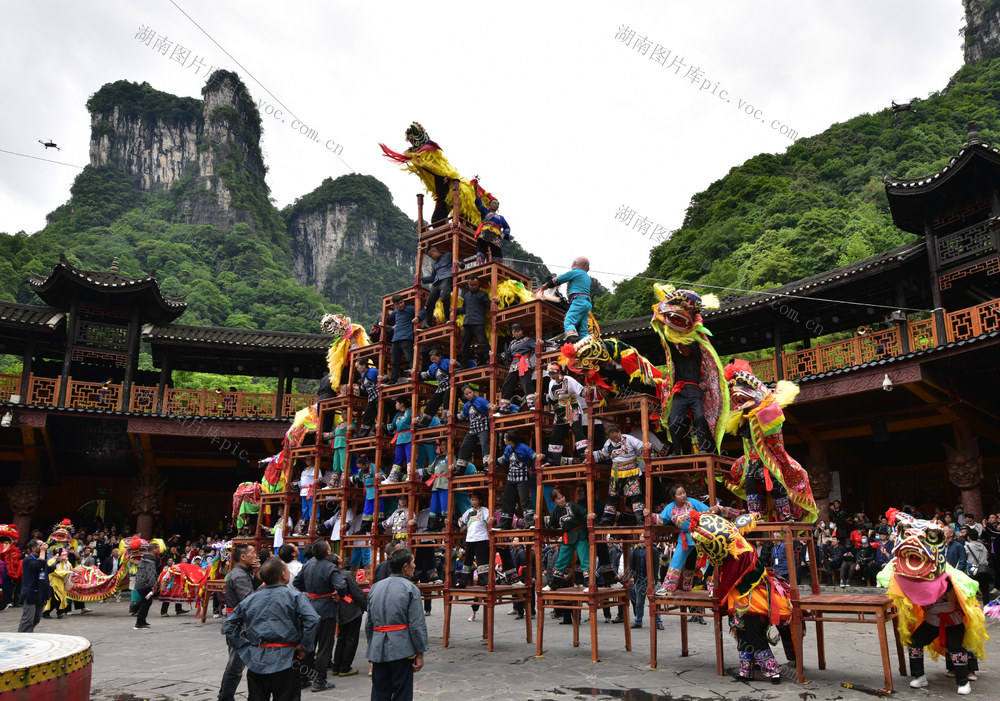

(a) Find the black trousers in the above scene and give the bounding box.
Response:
[424,391,448,419]
[500,480,534,522]
[371,657,414,701]
[160,601,185,615]
[431,175,451,226]
[135,588,153,625]
[500,368,533,400]
[476,238,503,262]
[667,393,715,454]
[422,279,452,325]
[745,468,788,500]
[462,540,490,584]
[246,666,299,701]
[460,325,487,365]
[308,617,336,683]
[332,617,362,674]
[971,566,995,603]
[457,430,490,463]
[909,621,968,684]
[546,420,586,464]
[389,340,414,382]
[361,399,378,428]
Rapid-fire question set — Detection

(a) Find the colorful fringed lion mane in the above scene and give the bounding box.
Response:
[158,562,210,616]
[689,511,791,625]
[321,313,370,393]
[877,509,987,660]
[558,335,664,401]
[718,360,818,523]
[650,284,729,451]
[379,122,481,226]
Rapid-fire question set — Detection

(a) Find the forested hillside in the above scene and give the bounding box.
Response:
[594,58,1000,321]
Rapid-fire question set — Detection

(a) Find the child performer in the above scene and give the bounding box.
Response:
[495,430,537,530]
[383,397,413,483]
[296,454,318,535]
[457,493,491,587]
[459,277,491,367]
[416,348,451,428]
[357,454,382,534]
[534,256,592,343]
[470,179,512,266]
[455,385,492,476]
[652,484,738,594]
[543,363,588,466]
[498,323,536,405]
[594,424,649,527]
[542,488,595,591]
[353,359,380,437]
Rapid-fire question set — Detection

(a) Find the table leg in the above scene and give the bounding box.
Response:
[815,612,826,670]
[442,595,452,649]
[713,605,724,676]
[891,611,906,675]
[680,605,689,657]
[536,598,545,657]
[876,609,892,693]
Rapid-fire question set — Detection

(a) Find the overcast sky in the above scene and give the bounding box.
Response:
[0,1,967,291]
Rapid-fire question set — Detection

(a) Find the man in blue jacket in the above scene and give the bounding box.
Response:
[293,539,348,692]
[223,557,319,701]
[18,539,51,632]
[385,294,416,384]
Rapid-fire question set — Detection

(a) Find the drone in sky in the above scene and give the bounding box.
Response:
[38,139,60,151]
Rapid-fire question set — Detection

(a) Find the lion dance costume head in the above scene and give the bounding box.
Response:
[651,284,719,346]
[0,524,22,584]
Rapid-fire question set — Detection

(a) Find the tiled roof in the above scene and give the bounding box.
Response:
[884,140,1000,190]
[142,323,331,351]
[598,241,927,336]
[0,300,65,329]
[28,255,186,309]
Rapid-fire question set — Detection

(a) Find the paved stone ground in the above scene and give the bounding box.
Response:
[1,593,997,701]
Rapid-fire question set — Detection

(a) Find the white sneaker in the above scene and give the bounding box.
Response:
[431,578,443,585]
[957,682,971,695]
[909,675,928,688]
[511,581,525,587]
[655,585,668,596]
[541,585,552,592]
[609,582,624,589]
[467,613,477,622]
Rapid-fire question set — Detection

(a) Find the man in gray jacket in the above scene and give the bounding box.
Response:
[293,539,347,692]
[223,557,319,701]
[132,542,160,630]
[330,554,367,677]
[219,543,260,701]
[365,547,429,701]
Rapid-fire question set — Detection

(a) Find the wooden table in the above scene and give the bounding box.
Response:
[797,593,907,692]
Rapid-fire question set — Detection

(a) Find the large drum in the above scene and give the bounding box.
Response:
[0,634,92,701]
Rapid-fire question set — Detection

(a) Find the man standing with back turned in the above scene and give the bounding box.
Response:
[218,543,260,701]
[293,539,347,692]
[365,547,429,701]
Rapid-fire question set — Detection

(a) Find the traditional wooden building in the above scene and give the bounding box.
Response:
[603,127,1000,521]
[0,256,321,538]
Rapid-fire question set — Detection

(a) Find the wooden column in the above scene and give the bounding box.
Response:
[806,438,832,524]
[133,434,164,540]
[276,364,287,418]
[895,281,910,354]
[56,299,79,407]
[120,309,141,411]
[9,428,43,538]
[154,352,171,413]
[18,341,34,403]
[946,420,984,522]
[924,221,947,345]
[773,321,784,381]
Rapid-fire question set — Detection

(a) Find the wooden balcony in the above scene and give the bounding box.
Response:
[10,373,314,419]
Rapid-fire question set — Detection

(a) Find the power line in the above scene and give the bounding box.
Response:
[0,148,84,169]
[168,0,355,173]
[503,257,935,314]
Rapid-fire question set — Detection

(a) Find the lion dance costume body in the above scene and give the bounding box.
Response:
[380,122,480,227]
[718,360,817,523]
[690,512,791,683]
[44,520,134,613]
[650,285,729,454]
[877,509,986,694]
[0,524,22,608]
[559,335,666,410]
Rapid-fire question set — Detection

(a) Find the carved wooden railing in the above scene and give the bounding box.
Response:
[946,297,1000,342]
[129,385,158,414]
[65,378,123,411]
[26,375,60,406]
[783,328,901,381]
[907,317,938,352]
[282,393,315,418]
[749,357,776,384]
[0,374,20,402]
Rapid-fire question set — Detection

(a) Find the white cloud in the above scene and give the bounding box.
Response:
[0,0,966,290]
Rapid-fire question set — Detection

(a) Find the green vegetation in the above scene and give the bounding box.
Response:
[86,80,201,126]
[595,57,1000,321]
